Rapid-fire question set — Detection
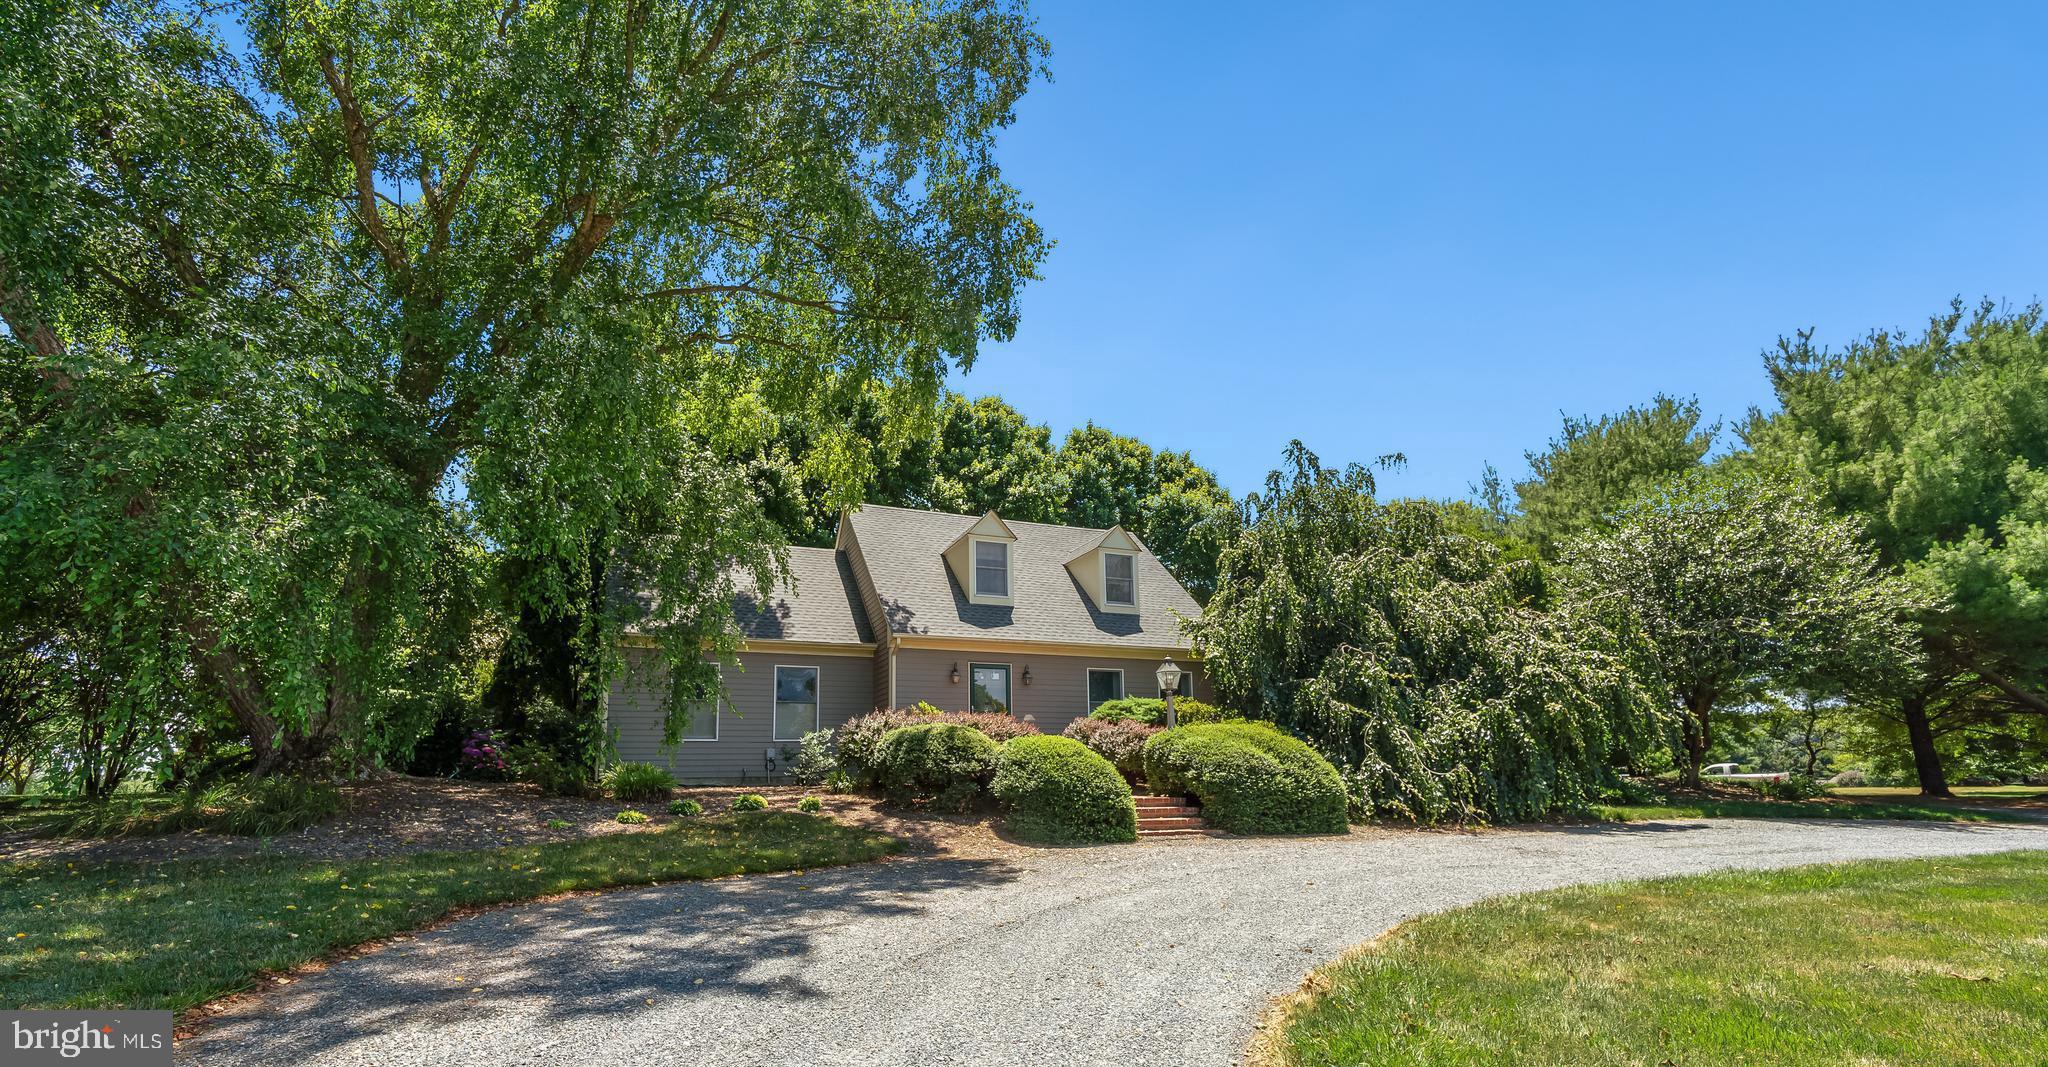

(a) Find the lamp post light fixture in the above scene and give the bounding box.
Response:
[1155,657,1185,730]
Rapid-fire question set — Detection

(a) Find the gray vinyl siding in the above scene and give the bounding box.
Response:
[608,648,875,784]
[891,648,1211,736]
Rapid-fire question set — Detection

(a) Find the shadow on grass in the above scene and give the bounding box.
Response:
[185,856,1023,1062]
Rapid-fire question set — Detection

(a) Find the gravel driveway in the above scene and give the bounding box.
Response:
[179,818,2045,1067]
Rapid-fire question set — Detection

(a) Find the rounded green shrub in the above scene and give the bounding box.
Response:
[667,798,703,817]
[1088,696,1235,726]
[728,793,768,812]
[873,722,1001,811]
[836,706,1038,787]
[614,809,649,824]
[1142,722,1348,835]
[797,795,823,813]
[992,735,1137,844]
[602,761,676,802]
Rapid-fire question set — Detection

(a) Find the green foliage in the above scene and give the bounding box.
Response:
[543,818,572,829]
[1061,717,1162,780]
[1190,443,1665,823]
[781,730,837,786]
[601,762,676,803]
[1744,302,2048,790]
[667,798,702,817]
[834,706,1036,787]
[727,793,768,813]
[990,735,1136,844]
[0,0,1050,774]
[1141,722,1348,835]
[1742,773,1828,802]
[1563,469,1919,782]
[613,809,649,824]
[1086,697,1228,726]
[1515,394,1718,558]
[872,722,1000,811]
[796,795,823,813]
[505,741,593,798]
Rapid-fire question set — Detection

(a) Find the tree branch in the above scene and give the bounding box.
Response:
[318,50,409,278]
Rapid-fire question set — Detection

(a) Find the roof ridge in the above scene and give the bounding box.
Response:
[849,502,1114,537]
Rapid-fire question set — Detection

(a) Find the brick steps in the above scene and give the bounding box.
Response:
[1134,791,1210,838]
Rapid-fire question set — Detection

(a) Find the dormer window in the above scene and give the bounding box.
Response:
[973,539,1010,598]
[1103,551,1135,606]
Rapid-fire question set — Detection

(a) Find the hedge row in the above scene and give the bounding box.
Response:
[1142,721,1347,834]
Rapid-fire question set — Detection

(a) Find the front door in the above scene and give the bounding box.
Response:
[969,663,1011,714]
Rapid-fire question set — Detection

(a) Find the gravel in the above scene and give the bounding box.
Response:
[178,818,2047,1067]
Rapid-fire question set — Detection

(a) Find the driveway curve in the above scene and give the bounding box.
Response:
[179,818,2045,1067]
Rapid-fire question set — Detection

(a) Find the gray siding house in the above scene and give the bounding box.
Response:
[608,504,1212,783]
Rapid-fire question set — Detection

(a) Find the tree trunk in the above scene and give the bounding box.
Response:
[1901,691,1951,798]
[1680,691,1714,788]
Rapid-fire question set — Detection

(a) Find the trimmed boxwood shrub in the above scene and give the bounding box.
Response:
[836,705,1039,787]
[1087,696,1237,726]
[1062,717,1162,781]
[873,722,1001,811]
[1142,722,1347,834]
[992,735,1138,844]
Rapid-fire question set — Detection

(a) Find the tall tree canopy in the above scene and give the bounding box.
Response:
[1190,443,1663,823]
[1514,394,1717,557]
[1742,302,2048,793]
[1562,470,1919,785]
[0,0,1049,773]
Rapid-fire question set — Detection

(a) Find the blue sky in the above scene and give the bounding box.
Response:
[951,1,2048,500]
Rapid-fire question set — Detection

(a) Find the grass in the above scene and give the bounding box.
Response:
[0,811,899,1011]
[1589,797,2038,824]
[1835,785,2047,807]
[1264,851,2048,1067]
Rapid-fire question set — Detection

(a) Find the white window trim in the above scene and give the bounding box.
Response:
[968,661,1013,714]
[968,535,1014,604]
[1085,668,1125,713]
[772,663,822,741]
[1101,550,1138,609]
[679,695,722,742]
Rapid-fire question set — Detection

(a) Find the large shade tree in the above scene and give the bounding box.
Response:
[1514,394,1717,558]
[1189,443,1665,823]
[0,0,1049,773]
[1562,470,1919,785]
[1743,303,2048,795]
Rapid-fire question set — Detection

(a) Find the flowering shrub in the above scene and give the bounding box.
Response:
[836,705,1038,787]
[1062,717,1162,781]
[457,729,508,777]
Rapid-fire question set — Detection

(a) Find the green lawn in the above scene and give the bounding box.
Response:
[1589,797,2038,824]
[1835,785,2048,807]
[1263,851,2048,1067]
[0,811,899,1011]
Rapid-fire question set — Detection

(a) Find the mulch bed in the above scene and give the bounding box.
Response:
[0,775,1026,867]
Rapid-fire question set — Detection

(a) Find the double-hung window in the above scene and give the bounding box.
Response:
[773,665,819,740]
[680,688,719,741]
[1103,551,1136,607]
[1087,668,1124,711]
[973,539,1010,598]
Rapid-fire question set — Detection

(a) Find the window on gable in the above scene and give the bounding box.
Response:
[1103,551,1135,606]
[1087,669,1124,710]
[974,539,1010,598]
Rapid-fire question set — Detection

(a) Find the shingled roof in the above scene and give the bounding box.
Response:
[840,504,1200,649]
[730,546,875,645]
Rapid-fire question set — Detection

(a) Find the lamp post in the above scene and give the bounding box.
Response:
[1156,657,1185,730]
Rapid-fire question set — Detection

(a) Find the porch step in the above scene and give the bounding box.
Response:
[1135,792,1209,837]
[1137,827,1212,839]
